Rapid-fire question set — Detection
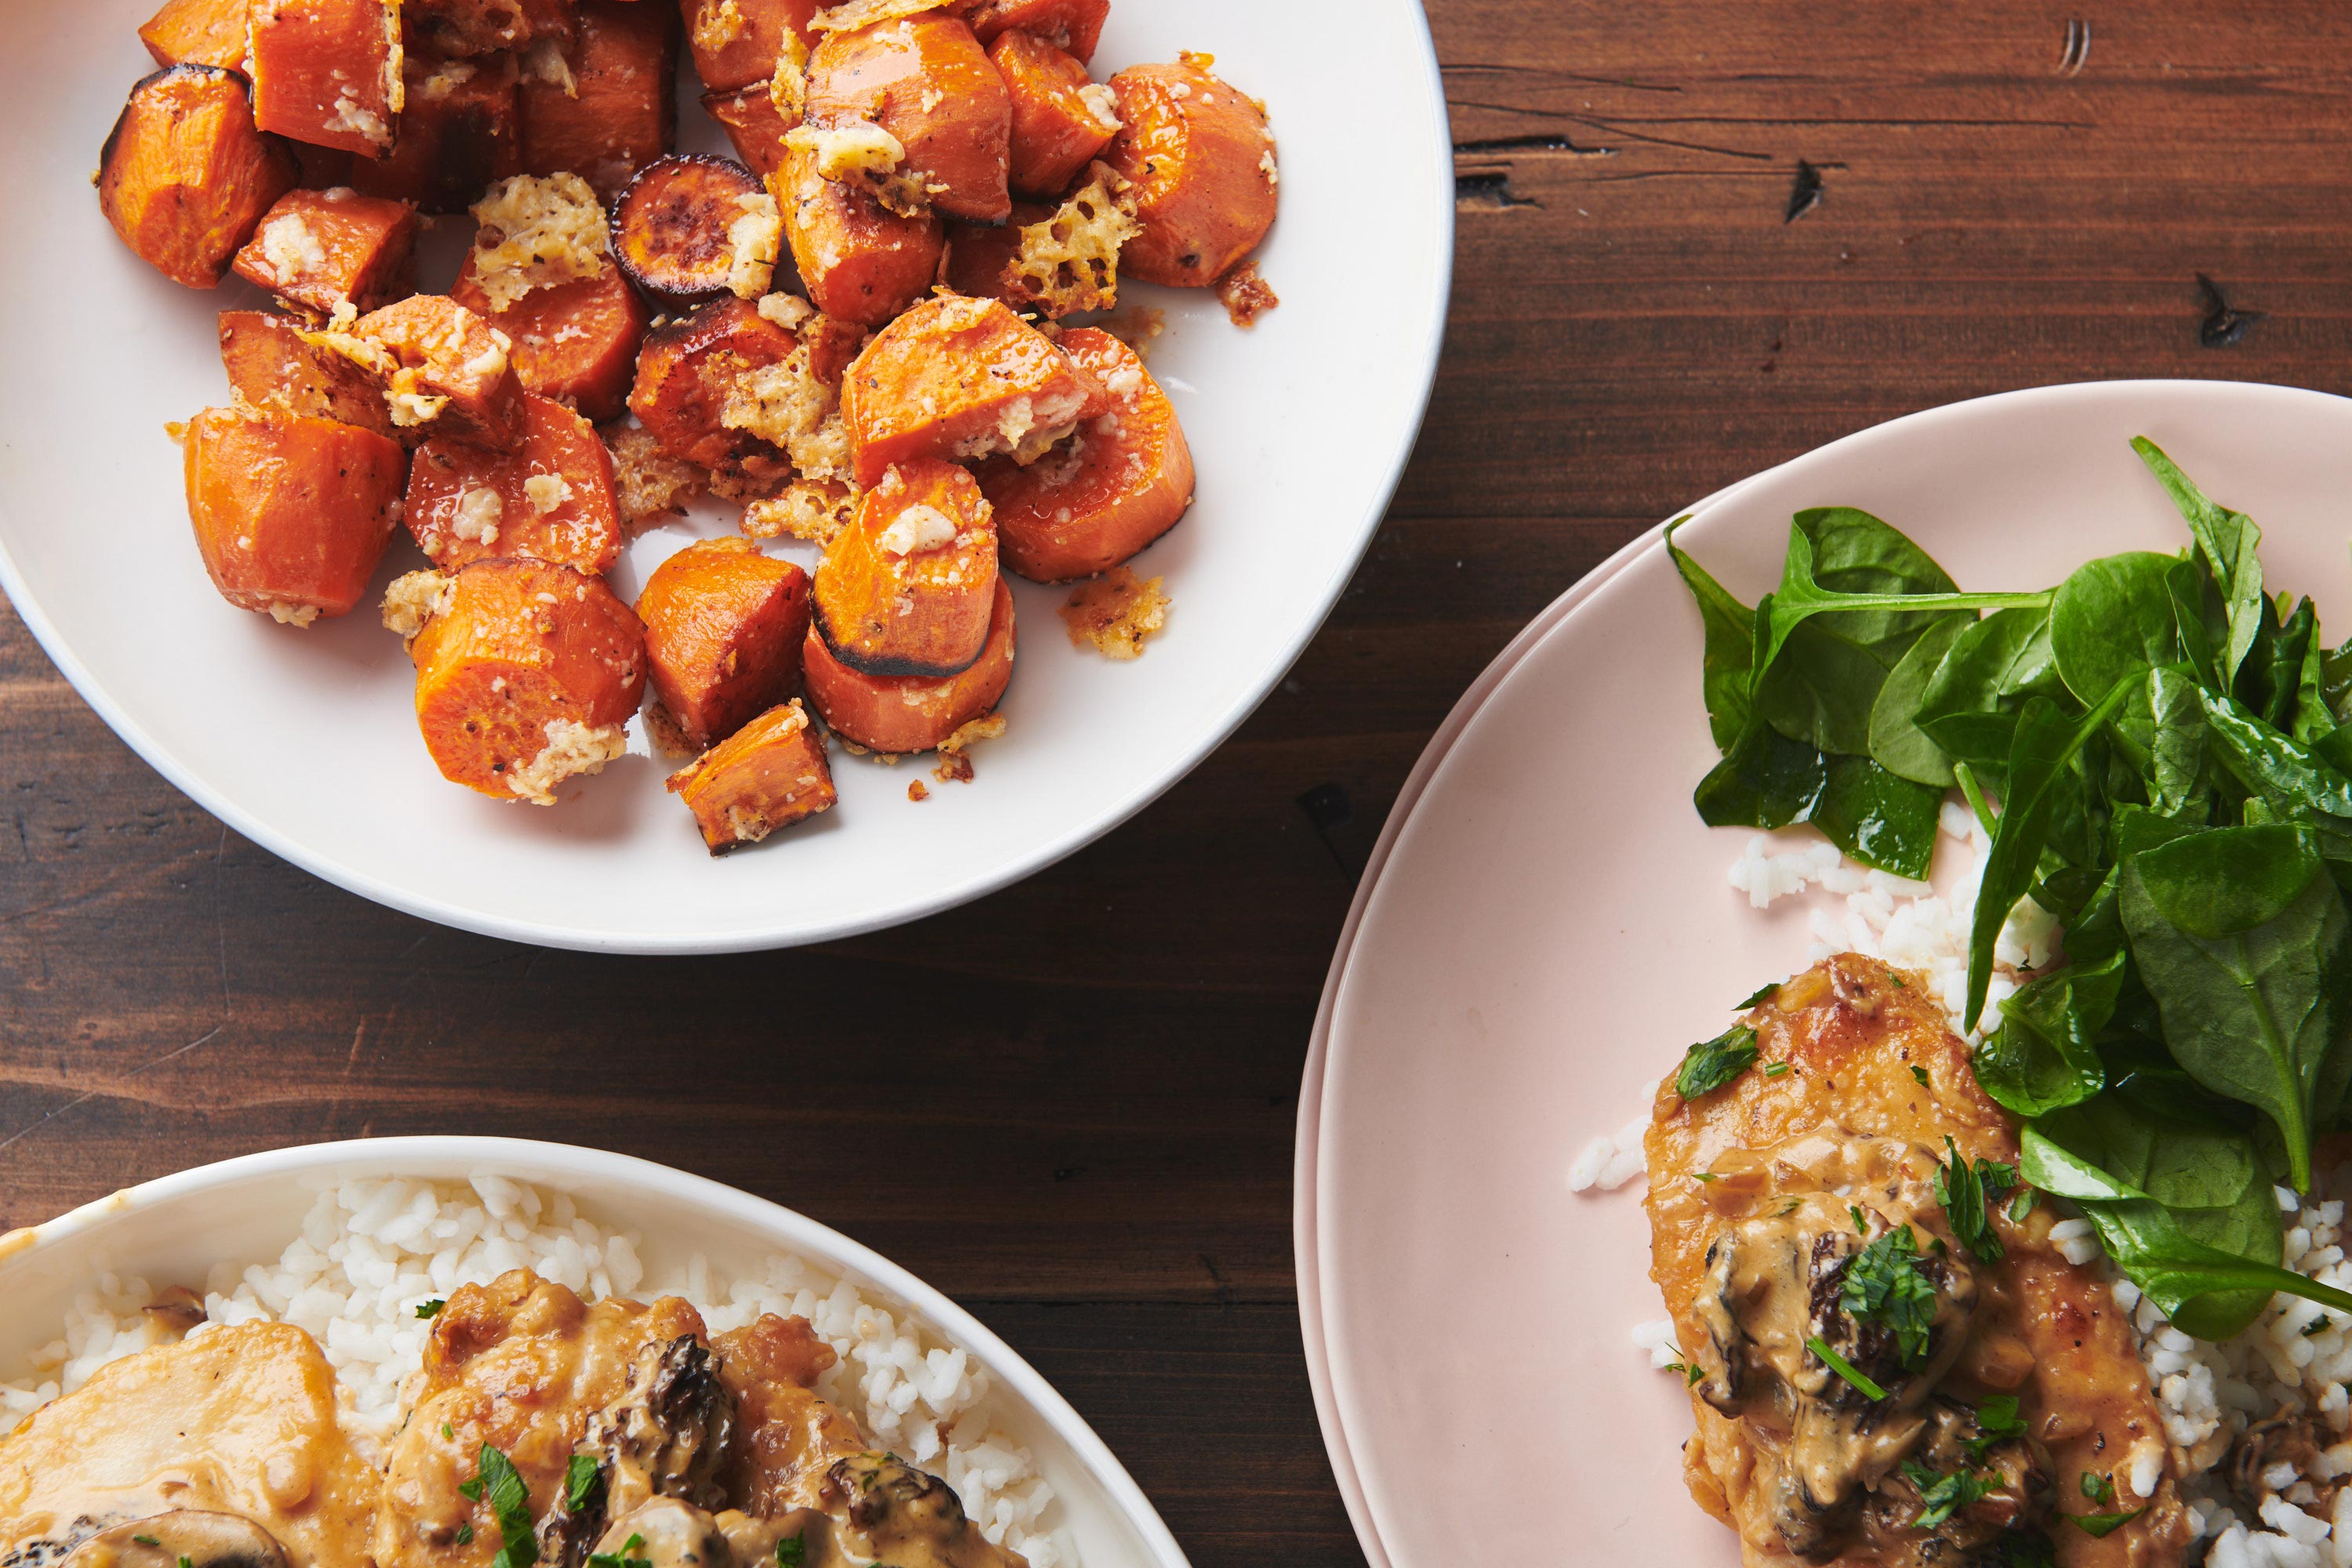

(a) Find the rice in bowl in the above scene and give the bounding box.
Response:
[0,1175,1072,1568]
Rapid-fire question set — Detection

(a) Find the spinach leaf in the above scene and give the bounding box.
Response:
[2049,552,2183,710]
[1973,951,2121,1117]
[1869,615,1968,786]
[1812,757,1942,880]
[2259,597,2318,731]
[1752,519,2051,689]
[2024,1126,2352,1335]
[1965,680,2140,1031]
[2118,823,2352,1190]
[2133,437,2266,691]
[2295,612,2339,749]
[1665,518,1757,753]
[2201,690,2352,821]
[1915,608,2063,767]
[1757,608,1907,757]
[1694,720,1828,832]
[2166,555,2223,693]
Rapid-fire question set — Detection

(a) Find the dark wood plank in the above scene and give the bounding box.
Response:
[10,5,2352,1563]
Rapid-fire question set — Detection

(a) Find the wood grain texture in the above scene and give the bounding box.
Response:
[6,5,2352,1563]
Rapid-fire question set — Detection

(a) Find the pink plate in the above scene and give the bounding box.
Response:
[1312,381,2352,1566]
[1292,477,1776,1568]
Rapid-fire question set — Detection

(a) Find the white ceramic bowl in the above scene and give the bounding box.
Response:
[0,1,1452,952]
[0,1136,1189,1568]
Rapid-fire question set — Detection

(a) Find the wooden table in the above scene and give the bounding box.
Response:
[5,4,2349,1562]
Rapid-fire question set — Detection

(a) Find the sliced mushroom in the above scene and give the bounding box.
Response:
[2229,1410,2341,1515]
[60,1512,289,1568]
[540,1336,739,1568]
[826,1453,1023,1568]
[141,1287,208,1336]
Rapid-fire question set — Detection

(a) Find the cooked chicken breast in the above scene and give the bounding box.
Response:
[1644,953,2197,1566]
[0,1323,379,1568]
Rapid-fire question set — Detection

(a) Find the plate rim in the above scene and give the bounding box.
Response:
[1,1133,1195,1568]
[1306,376,2352,1568]
[0,0,1456,955]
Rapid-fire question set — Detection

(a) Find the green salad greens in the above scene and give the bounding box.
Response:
[1672,437,2352,1339]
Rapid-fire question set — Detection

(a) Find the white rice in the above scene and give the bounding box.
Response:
[0,1177,1071,1568]
[1586,811,2352,1564]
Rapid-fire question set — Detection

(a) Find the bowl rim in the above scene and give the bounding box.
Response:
[0,1134,1193,1568]
[0,0,1456,955]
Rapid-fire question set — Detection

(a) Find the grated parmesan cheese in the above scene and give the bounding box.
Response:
[380,569,453,641]
[506,719,626,806]
[726,193,782,299]
[466,173,612,310]
[267,601,321,628]
[523,474,573,515]
[258,212,328,281]
[451,486,503,544]
[874,503,958,557]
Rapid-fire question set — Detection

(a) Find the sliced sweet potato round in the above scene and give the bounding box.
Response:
[626,294,800,475]
[612,154,776,305]
[811,459,998,678]
[838,293,1101,485]
[405,394,625,575]
[977,326,1192,582]
[100,64,298,289]
[1104,58,1279,288]
[405,557,647,803]
[990,30,1119,198]
[803,577,1014,753]
[183,405,405,624]
[451,250,649,424]
[773,142,942,327]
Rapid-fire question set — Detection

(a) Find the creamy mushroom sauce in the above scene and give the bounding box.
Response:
[2,1270,1026,1568]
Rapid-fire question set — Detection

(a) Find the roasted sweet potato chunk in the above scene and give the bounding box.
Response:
[249,0,404,158]
[220,309,401,437]
[667,699,835,851]
[625,295,799,475]
[100,66,299,289]
[991,31,1118,197]
[803,15,1010,223]
[839,293,1100,485]
[518,0,678,198]
[405,394,623,573]
[183,405,405,625]
[812,459,997,677]
[395,557,646,803]
[702,84,793,177]
[772,142,942,327]
[681,0,821,93]
[978,326,1192,581]
[349,50,523,212]
[612,154,779,304]
[1105,57,1278,288]
[452,255,646,424]
[637,535,813,747]
[348,294,528,448]
[139,0,251,69]
[803,576,1014,753]
[939,203,1047,303]
[962,0,1106,64]
[405,0,539,56]
[232,187,418,314]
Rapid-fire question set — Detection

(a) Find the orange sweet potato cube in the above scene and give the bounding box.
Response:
[404,393,624,573]
[666,699,837,852]
[518,0,678,198]
[232,187,418,314]
[349,51,523,212]
[637,535,813,748]
[249,0,404,159]
[138,0,252,68]
[220,309,401,437]
[182,405,406,625]
[349,294,529,448]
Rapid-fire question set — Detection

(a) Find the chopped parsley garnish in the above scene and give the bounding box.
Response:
[1838,1225,1940,1369]
[2080,1472,2116,1507]
[1849,1203,1869,1235]
[1693,1171,1718,1184]
[2064,1475,2147,1536]
[131,1539,158,1548]
[416,1299,445,1319]
[1763,1061,1792,1079]
[456,1526,474,1547]
[1675,1024,1760,1100]
[1735,981,1780,1008]
[460,1443,539,1568]
[1964,1394,2028,1461]
[2306,1316,2332,1337]
[1663,1359,1705,1386]
[775,1540,806,1568]
[586,1537,649,1568]
[1889,971,1907,989]
[1911,1065,1930,1086]
[1779,1197,1803,1216]
[2006,1187,2036,1224]
[564,1454,602,1512]
[1904,1461,1993,1529]
[1933,1136,2019,1265]
[1806,1334,1887,1400]
[180,1556,195,1568]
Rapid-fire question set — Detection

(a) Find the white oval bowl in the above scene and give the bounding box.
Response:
[0,1137,1190,1568]
[0,0,1453,952]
